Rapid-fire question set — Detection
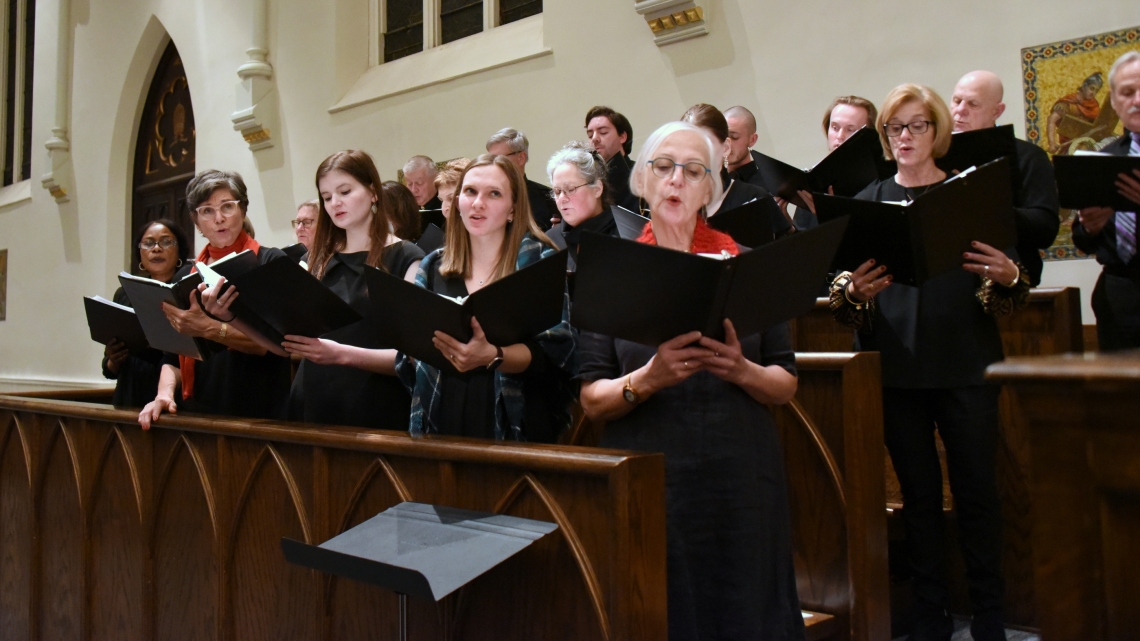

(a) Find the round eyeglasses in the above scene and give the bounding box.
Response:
[647,158,711,183]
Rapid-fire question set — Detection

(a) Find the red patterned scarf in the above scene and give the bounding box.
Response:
[179,230,261,400]
[636,216,739,256]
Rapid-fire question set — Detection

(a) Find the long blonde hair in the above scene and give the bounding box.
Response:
[439,153,554,281]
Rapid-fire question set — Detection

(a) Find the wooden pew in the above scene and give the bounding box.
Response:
[789,287,1083,629]
[987,352,1140,641]
[0,394,665,641]
[568,352,890,641]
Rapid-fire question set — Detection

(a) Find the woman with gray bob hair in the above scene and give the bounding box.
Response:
[544,140,622,267]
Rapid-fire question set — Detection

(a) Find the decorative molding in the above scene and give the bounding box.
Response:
[41,0,73,203]
[634,0,707,46]
[231,0,276,152]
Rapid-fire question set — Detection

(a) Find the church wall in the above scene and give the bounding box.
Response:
[1,0,1137,387]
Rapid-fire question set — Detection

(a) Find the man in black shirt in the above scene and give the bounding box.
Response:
[950,70,1061,286]
[585,106,639,212]
[1071,52,1140,350]
[486,127,559,231]
[403,155,442,211]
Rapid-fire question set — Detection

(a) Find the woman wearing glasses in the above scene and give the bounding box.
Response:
[102,218,192,408]
[830,84,1028,641]
[578,122,805,640]
[396,154,576,443]
[138,170,292,429]
[545,141,620,267]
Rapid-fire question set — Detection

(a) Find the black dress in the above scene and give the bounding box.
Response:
[161,247,293,420]
[289,242,426,429]
[102,287,169,408]
[578,325,805,641]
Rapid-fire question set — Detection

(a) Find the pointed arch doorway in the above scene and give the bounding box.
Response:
[131,40,196,273]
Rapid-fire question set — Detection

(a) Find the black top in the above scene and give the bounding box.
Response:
[102,287,170,408]
[525,177,559,231]
[854,178,1006,388]
[551,206,619,270]
[714,173,792,237]
[420,195,442,212]
[1072,132,1140,278]
[289,241,426,430]
[1011,137,1062,285]
[731,152,766,188]
[606,153,640,212]
[420,257,562,443]
[578,325,804,641]
[161,247,292,420]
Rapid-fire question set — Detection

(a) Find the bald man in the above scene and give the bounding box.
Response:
[725,106,764,187]
[950,70,1060,286]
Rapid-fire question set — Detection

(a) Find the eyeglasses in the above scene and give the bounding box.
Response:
[194,200,242,219]
[884,120,934,137]
[549,183,593,199]
[138,237,178,250]
[647,158,711,183]
[291,218,315,229]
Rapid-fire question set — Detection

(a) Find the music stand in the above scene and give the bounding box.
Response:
[282,501,558,640]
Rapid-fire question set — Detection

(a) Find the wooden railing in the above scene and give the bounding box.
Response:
[0,395,666,641]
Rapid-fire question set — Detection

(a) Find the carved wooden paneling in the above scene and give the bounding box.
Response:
[0,398,667,641]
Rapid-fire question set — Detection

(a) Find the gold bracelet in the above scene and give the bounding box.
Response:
[218,322,228,340]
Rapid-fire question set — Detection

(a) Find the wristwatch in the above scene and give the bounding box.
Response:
[622,374,641,404]
[486,346,504,371]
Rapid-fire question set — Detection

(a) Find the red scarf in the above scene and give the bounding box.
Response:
[179,230,261,400]
[636,216,739,256]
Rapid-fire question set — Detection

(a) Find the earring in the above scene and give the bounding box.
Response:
[371,203,378,214]
[139,262,145,272]
[176,258,184,268]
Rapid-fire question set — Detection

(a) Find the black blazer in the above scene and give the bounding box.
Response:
[1072,131,1140,277]
[526,177,559,231]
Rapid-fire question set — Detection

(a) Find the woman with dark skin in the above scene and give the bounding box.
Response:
[102,218,191,407]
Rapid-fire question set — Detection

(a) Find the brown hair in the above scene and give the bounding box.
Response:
[381,181,423,241]
[439,154,554,282]
[308,150,393,279]
[680,103,729,143]
[821,95,879,136]
[876,84,953,162]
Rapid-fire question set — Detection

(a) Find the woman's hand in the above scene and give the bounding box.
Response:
[1117,169,1140,208]
[846,259,892,303]
[962,241,1018,285]
[162,295,216,338]
[282,335,347,366]
[103,339,129,375]
[1077,206,1115,235]
[432,317,498,373]
[696,320,750,385]
[138,395,177,430]
[639,330,714,394]
[199,278,238,321]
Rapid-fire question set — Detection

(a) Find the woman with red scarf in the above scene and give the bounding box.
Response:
[577,121,805,640]
[138,170,292,429]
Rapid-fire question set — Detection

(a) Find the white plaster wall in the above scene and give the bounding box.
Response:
[1,0,1138,386]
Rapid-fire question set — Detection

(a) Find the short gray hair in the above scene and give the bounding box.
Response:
[546,140,611,206]
[403,155,438,178]
[486,127,529,154]
[186,169,249,217]
[630,121,723,207]
[298,199,319,213]
[1110,51,1140,90]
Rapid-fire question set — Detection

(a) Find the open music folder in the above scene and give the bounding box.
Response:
[118,267,228,360]
[364,250,568,375]
[197,254,362,351]
[706,199,776,248]
[752,127,884,210]
[83,296,149,352]
[570,218,848,346]
[1053,153,1140,211]
[814,157,1017,286]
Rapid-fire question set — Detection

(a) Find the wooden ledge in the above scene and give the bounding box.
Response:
[986,350,1140,384]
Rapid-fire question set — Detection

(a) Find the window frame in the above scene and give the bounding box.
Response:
[374,0,504,66]
[0,0,34,191]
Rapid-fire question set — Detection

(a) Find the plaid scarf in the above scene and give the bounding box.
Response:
[396,234,578,440]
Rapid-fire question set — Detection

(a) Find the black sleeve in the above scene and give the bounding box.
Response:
[383,241,427,277]
[576,331,621,382]
[1071,215,1103,256]
[1013,142,1062,251]
[759,321,796,377]
[257,246,287,264]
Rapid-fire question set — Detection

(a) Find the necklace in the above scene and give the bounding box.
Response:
[472,264,494,286]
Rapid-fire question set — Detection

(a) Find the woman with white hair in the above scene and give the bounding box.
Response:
[578,121,805,640]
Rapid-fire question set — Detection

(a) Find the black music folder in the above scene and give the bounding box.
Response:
[83,296,149,352]
[611,205,649,240]
[198,255,362,348]
[706,199,775,248]
[419,209,445,235]
[753,127,883,210]
[118,270,223,359]
[282,502,557,602]
[571,218,848,346]
[938,124,1018,174]
[365,250,568,374]
[415,223,445,253]
[814,157,1017,286]
[281,243,308,263]
[1053,153,1140,211]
